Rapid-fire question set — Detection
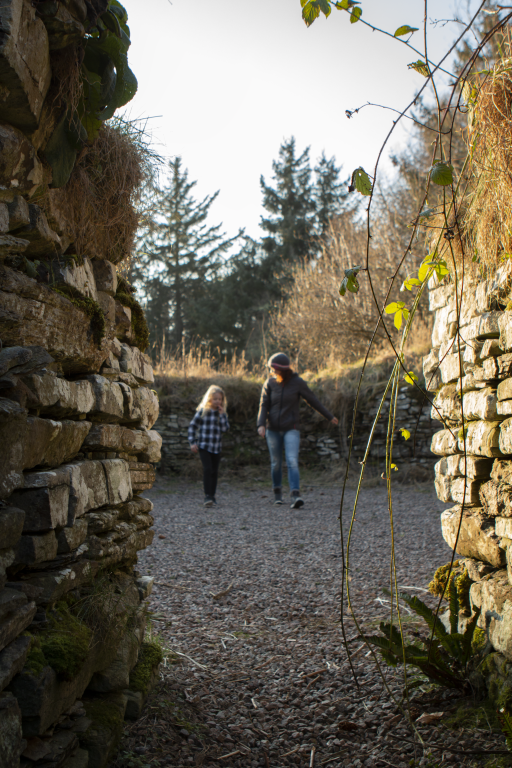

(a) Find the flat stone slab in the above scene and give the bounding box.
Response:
[0,635,30,692]
[0,265,111,375]
[0,600,36,653]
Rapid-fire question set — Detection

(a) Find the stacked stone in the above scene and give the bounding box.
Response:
[425,264,512,661]
[155,388,435,476]
[0,257,161,768]
[0,3,163,766]
[350,386,436,467]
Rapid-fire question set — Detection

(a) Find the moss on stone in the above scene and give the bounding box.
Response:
[129,641,163,694]
[428,560,461,597]
[84,698,124,733]
[115,291,149,352]
[42,604,92,680]
[52,287,105,346]
[472,627,488,654]
[24,602,92,682]
[444,697,501,731]
[24,636,47,677]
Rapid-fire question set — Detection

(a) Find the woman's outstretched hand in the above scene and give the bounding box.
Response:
[191,444,198,453]
[331,417,339,426]
[258,426,266,438]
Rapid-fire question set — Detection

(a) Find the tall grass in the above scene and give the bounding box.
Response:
[153,341,267,380]
[153,320,431,422]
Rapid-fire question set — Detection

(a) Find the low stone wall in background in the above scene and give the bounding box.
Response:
[154,382,437,478]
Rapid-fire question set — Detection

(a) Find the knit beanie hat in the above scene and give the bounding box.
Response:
[268,352,291,370]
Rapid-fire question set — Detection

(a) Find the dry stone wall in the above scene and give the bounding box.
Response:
[154,385,436,477]
[0,2,160,767]
[427,262,512,684]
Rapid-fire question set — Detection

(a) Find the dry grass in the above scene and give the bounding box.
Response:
[43,118,155,264]
[50,45,83,117]
[153,329,430,421]
[463,42,512,271]
[268,215,431,369]
[154,342,266,381]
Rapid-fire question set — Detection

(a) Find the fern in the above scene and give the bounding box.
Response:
[362,588,482,692]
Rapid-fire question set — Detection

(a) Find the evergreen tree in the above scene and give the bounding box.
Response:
[136,157,239,351]
[189,237,280,357]
[259,137,316,267]
[313,151,353,241]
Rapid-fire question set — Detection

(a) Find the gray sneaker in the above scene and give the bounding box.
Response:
[274,489,283,505]
[290,492,304,509]
[204,497,214,508]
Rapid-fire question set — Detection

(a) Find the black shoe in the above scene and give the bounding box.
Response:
[204,496,214,508]
[212,498,218,506]
[290,492,304,509]
[274,489,283,505]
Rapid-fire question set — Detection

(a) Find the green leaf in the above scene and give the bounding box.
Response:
[394,25,419,37]
[109,0,129,24]
[302,1,321,26]
[350,6,362,22]
[431,161,454,186]
[384,301,404,314]
[448,576,459,635]
[404,371,418,385]
[391,463,398,471]
[417,253,441,283]
[408,59,430,77]
[349,167,372,196]
[339,265,363,296]
[394,309,404,329]
[335,0,361,7]
[401,277,421,291]
[101,9,122,37]
[318,0,331,16]
[400,428,411,440]
[434,259,450,279]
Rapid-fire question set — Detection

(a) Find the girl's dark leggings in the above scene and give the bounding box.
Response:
[198,448,221,498]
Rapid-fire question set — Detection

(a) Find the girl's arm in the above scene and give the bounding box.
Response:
[220,413,229,432]
[188,412,201,448]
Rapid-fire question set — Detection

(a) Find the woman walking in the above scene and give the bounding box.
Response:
[188,385,229,508]
[257,353,338,508]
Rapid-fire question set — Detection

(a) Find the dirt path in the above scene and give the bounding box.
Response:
[115,480,508,768]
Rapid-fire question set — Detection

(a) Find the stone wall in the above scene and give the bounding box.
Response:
[155,383,436,477]
[0,3,160,767]
[427,261,512,688]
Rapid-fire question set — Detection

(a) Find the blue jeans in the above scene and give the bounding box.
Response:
[265,429,300,492]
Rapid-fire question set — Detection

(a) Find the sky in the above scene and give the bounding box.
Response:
[122,0,480,242]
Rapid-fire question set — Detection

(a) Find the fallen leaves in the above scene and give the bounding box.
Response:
[416,711,445,725]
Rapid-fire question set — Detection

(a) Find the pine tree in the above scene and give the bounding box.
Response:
[313,151,353,241]
[136,157,239,351]
[259,137,317,268]
[189,237,280,357]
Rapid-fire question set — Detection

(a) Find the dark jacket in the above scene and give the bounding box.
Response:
[256,373,334,432]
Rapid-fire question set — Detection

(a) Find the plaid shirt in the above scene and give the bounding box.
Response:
[188,409,229,454]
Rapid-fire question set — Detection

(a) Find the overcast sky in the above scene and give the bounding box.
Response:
[122,0,479,242]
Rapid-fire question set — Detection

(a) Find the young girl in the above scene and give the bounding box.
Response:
[188,385,229,508]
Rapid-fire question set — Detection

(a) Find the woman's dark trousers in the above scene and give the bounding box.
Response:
[198,448,221,498]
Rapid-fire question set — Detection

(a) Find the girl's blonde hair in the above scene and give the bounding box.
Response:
[197,385,227,412]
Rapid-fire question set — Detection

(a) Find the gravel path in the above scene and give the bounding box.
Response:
[116,479,509,768]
